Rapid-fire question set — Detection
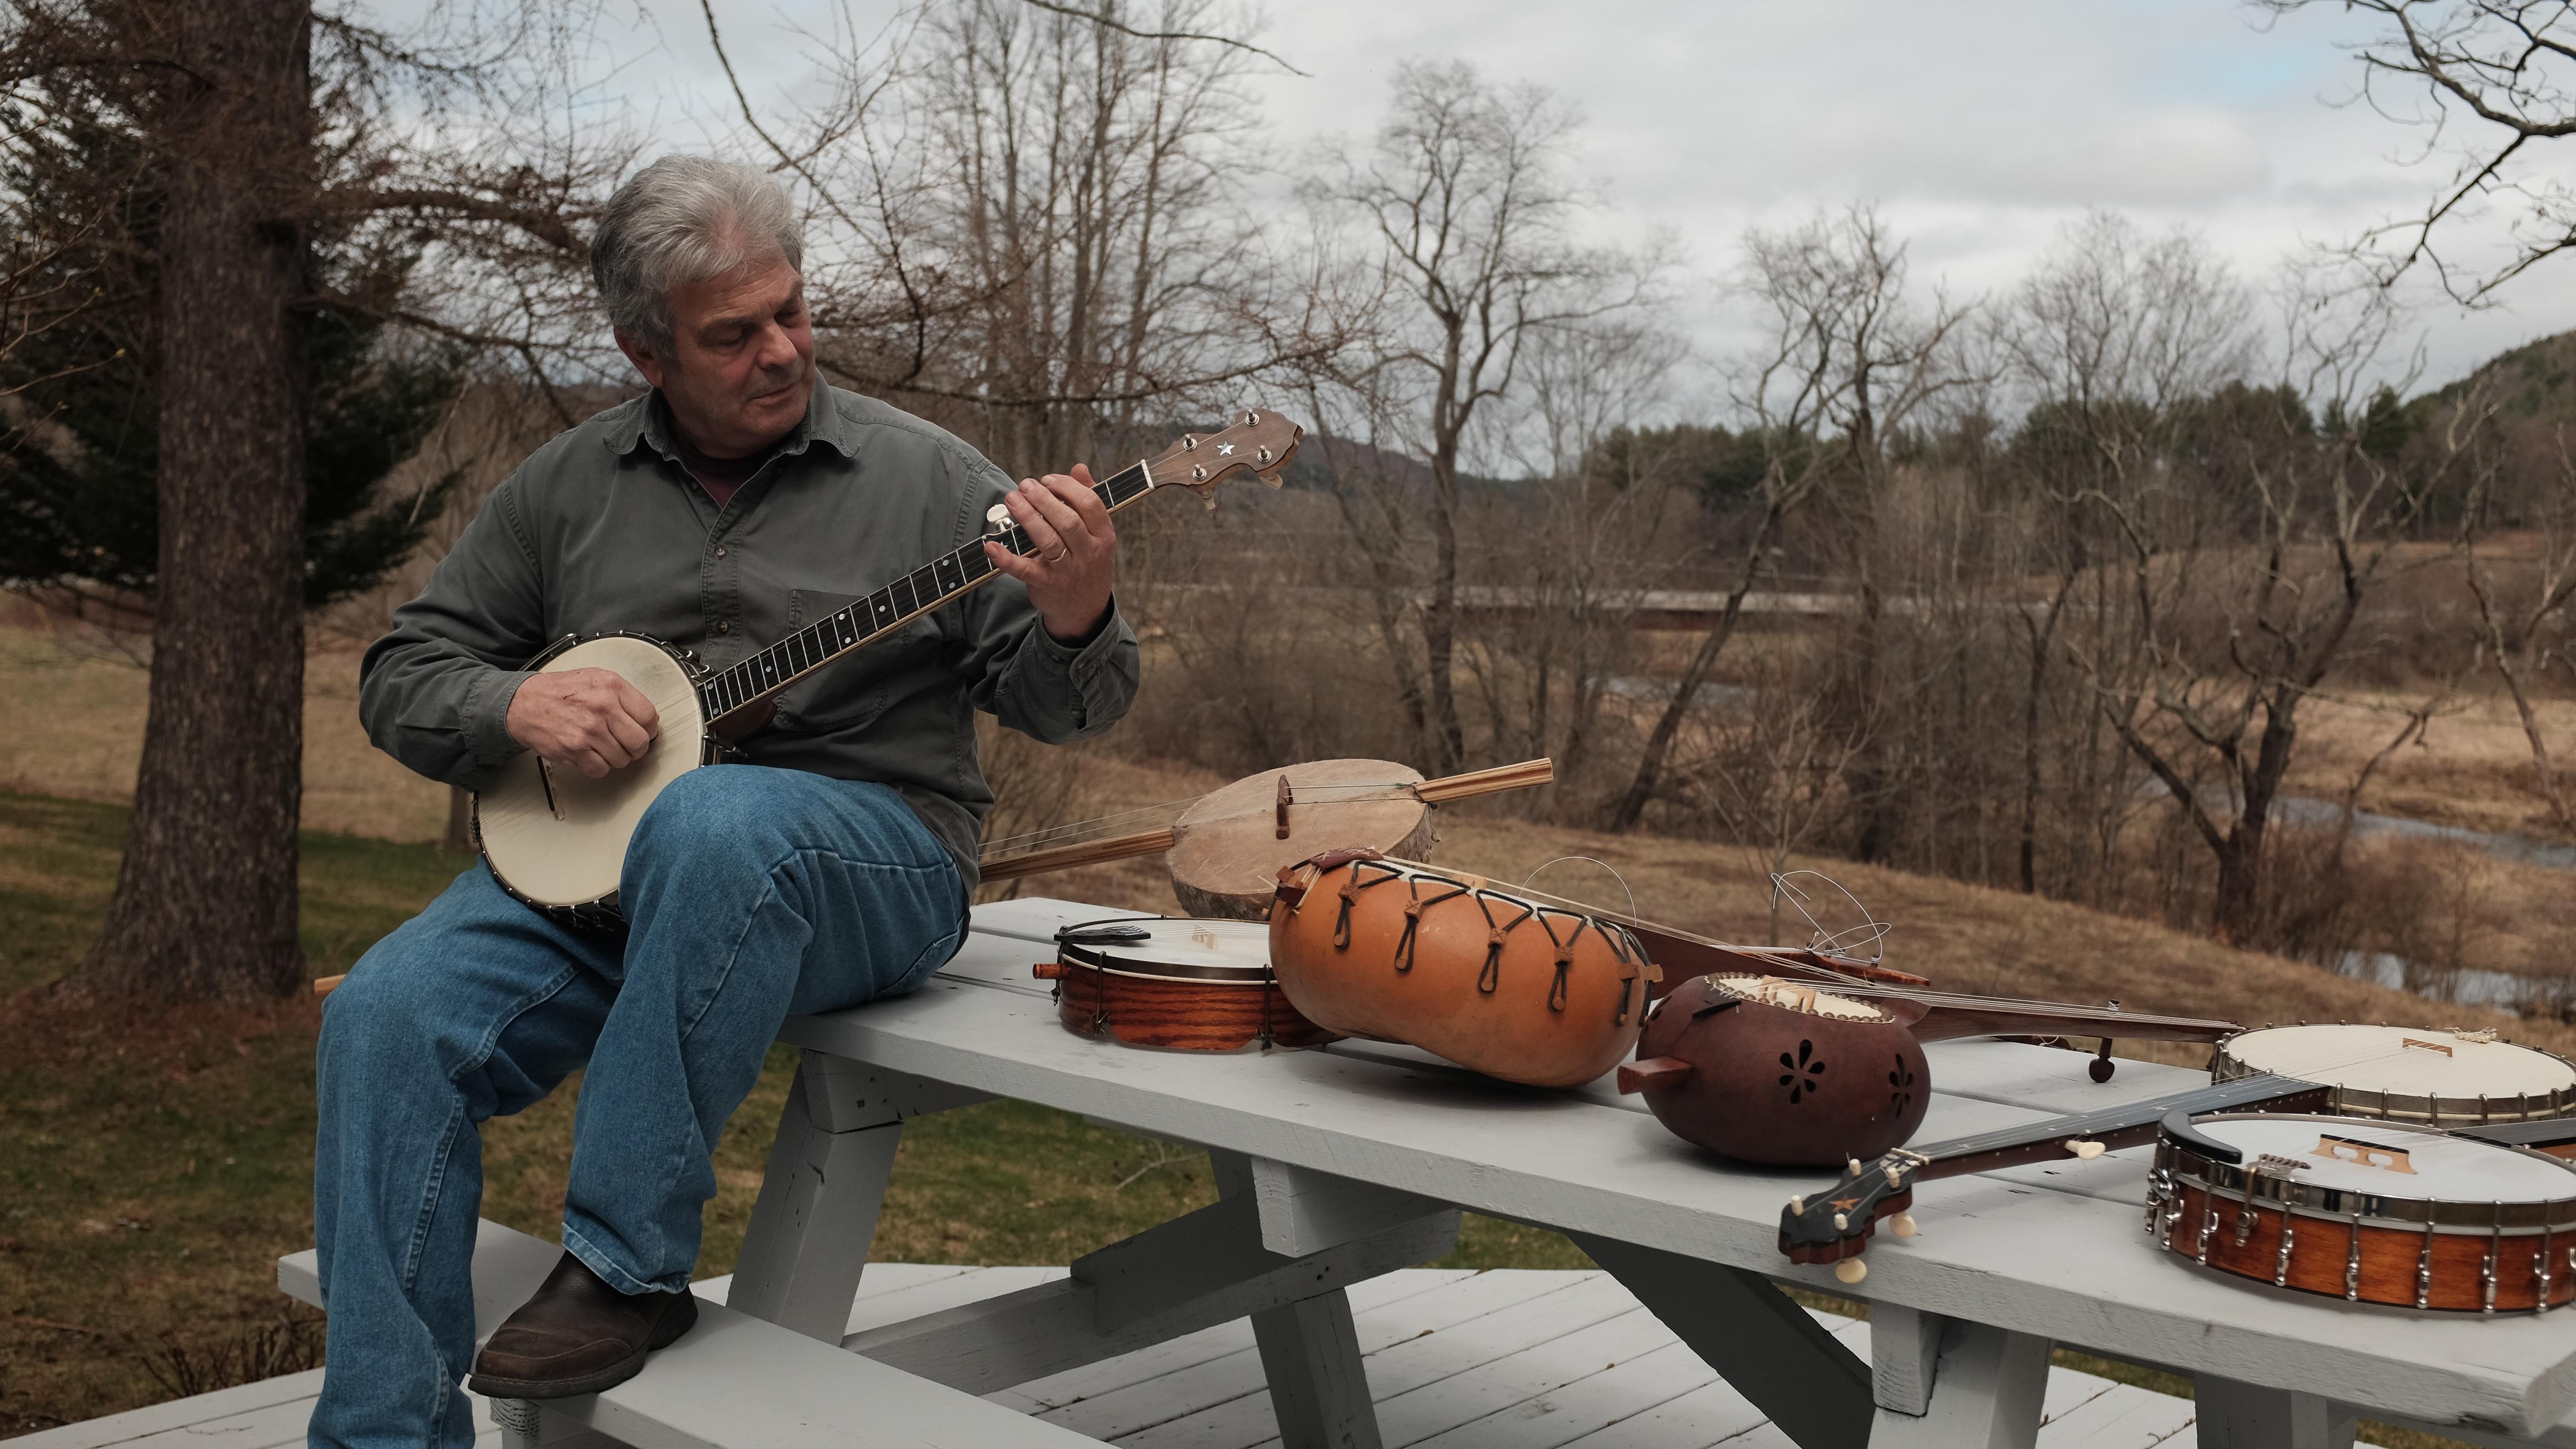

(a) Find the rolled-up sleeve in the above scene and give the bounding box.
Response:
[358,480,549,791]
[950,452,1140,744]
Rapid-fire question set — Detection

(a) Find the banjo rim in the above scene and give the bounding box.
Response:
[2211,1025,2576,1126]
[470,631,718,928]
[2155,1112,2576,1231]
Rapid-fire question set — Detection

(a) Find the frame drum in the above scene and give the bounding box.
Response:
[2212,1024,2576,1126]
[2148,1112,2576,1313]
[1035,918,1335,1052]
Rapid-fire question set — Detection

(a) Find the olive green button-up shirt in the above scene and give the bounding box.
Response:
[358,382,1139,887]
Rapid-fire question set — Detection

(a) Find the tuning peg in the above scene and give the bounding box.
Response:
[1834,1259,1868,1284]
[1890,1213,1918,1238]
[1256,469,1284,489]
[2068,1140,2107,1160]
[1847,1158,1863,1176]
[1833,1212,1849,1231]
[1787,1195,1805,1216]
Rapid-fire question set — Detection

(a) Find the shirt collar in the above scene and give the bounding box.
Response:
[602,373,856,462]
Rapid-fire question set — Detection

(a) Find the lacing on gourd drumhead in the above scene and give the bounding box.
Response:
[1324,859,1645,1023]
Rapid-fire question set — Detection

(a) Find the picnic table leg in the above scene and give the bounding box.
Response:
[1569,1233,1871,1449]
[1863,1305,2050,1449]
[1210,1150,1387,1449]
[2191,1376,2357,1449]
[727,1051,987,1342]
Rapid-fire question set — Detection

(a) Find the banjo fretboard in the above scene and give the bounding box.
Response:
[697,460,1155,723]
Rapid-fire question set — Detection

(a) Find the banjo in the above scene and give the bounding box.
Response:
[474,409,1304,928]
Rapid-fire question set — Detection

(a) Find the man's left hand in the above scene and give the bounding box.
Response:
[987,464,1116,643]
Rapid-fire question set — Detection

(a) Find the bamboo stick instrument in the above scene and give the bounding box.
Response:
[977,756,1554,884]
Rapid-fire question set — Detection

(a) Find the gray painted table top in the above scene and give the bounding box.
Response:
[774,896,2576,1440]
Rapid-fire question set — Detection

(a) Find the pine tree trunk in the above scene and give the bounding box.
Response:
[68,0,311,1001]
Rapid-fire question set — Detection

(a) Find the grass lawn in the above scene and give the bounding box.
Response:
[0,791,1582,1438]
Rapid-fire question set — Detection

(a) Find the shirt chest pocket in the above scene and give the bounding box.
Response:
[773,589,947,733]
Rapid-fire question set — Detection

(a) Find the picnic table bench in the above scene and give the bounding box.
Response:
[271,895,2576,1449]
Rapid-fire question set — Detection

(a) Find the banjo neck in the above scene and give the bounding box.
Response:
[697,460,1156,728]
[696,408,1301,730]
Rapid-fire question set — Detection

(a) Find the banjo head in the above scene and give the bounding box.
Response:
[475,635,709,911]
[1057,918,1276,984]
[2213,1024,2576,1125]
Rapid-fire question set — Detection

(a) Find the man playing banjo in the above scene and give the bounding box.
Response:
[315,156,1138,1447]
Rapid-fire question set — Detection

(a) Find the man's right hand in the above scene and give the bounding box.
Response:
[507,669,661,778]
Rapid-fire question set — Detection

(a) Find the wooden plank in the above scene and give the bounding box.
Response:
[727,1059,904,1342]
[848,1196,1456,1396]
[1921,1040,2206,1116]
[5,1368,329,1449]
[790,924,2576,1438]
[1223,1153,1453,1259]
[1868,1317,2051,1449]
[1572,1233,1869,1449]
[1246,1291,1382,1449]
[1554,1375,1775,1448]
[1005,1271,1549,1434]
[280,1220,562,1340]
[1405,1339,1718,1448]
[1343,1308,1693,1449]
[2190,1378,2355,1449]
[1081,1275,1648,1448]
[841,1265,1071,1333]
[538,1296,1102,1449]
[2035,1381,2199,1448]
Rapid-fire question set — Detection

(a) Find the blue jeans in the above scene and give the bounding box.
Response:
[309,766,966,1449]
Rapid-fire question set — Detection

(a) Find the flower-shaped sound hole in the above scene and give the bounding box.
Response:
[1888,1055,1917,1115]
[1778,1039,1826,1104]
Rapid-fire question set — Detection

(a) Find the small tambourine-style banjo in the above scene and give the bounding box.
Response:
[473,409,1304,929]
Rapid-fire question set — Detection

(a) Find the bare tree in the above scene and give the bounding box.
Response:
[1999,212,2256,891]
[1451,317,1691,808]
[2258,0,2576,300]
[2461,408,2576,828]
[1611,206,1969,832]
[700,0,1334,480]
[1315,60,1658,775]
[2072,267,2463,942]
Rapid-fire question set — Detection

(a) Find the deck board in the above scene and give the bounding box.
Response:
[22,1264,2228,1449]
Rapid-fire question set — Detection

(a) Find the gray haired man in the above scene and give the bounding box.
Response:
[310,155,1138,1447]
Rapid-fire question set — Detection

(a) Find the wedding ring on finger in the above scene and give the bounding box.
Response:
[1046,547,1069,563]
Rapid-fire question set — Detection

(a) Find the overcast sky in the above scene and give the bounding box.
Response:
[474,0,2575,402]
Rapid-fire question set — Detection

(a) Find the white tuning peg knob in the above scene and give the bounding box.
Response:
[1890,1213,1919,1239]
[2068,1140,2107,1161]
[1834,1259,1868,1284]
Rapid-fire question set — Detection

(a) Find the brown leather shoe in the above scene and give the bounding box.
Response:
[468,1252,699,1399]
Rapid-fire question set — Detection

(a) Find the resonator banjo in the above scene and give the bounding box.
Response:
[472,409,1303,928]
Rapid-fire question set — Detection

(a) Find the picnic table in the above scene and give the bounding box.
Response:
[291,895,2576,1449]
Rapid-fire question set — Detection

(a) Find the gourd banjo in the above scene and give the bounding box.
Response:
[473,409,1303,928]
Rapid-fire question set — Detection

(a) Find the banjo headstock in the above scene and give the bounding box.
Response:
[1778,1149,1931,1281]
[1147,409,1304,507]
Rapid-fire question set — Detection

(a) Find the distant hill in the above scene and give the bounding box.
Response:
[2416,328,2576,422]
